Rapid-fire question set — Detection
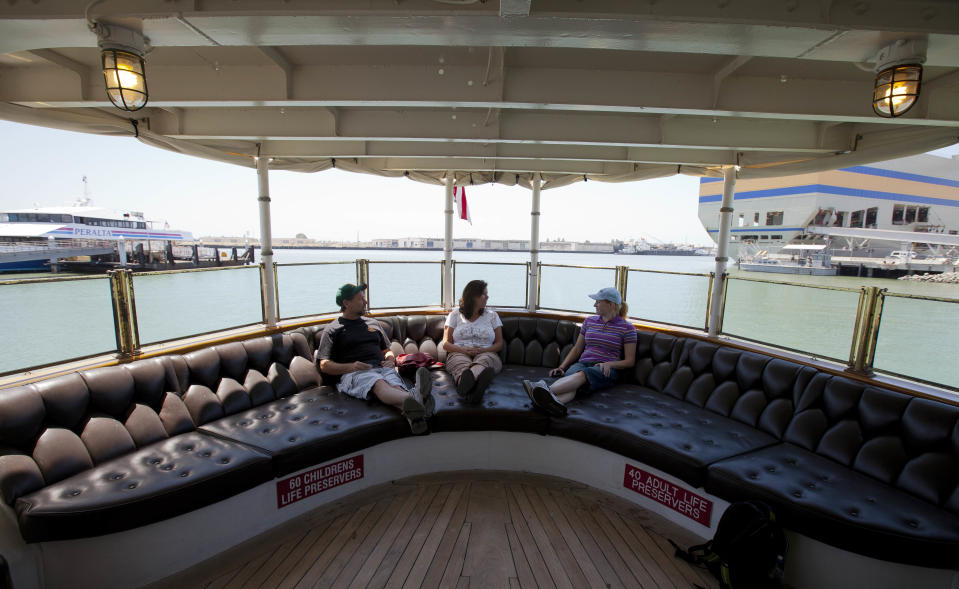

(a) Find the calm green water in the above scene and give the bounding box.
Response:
[1,249,956,389]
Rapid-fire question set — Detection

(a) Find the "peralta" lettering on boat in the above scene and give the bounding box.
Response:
[623,464,712,526]
[276,455,364,508]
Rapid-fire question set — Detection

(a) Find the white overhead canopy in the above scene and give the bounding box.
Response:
[1,1,958,187]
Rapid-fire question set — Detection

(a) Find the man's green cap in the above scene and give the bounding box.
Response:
[336,283,367,306]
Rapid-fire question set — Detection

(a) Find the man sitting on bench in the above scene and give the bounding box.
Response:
[316,283,435,434]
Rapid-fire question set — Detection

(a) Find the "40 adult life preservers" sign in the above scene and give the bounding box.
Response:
[623,463,713,526]
[276,455,364,508]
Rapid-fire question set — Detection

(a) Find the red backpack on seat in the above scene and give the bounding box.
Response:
[395,352,442,378]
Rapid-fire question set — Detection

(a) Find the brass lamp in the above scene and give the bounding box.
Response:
[94,22,148,111]
[872,39,926,118]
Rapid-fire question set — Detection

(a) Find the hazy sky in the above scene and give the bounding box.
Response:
[2,120,957,246]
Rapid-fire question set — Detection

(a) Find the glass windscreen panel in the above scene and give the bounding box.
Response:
[626,270,710,329]
[723,278,859,361]
[539,265,616,313]
[134,267,262,344]
[454,262,528,308]
[0,277,116,373]
[873,295,959,387]
[367,262,441,309]
[277,262,356,319]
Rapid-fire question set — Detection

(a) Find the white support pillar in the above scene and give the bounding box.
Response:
[528,173,542,312]
[443,173,455,309]
[117,236,127,268]
[257,155,277,327]
[708,166,737,337]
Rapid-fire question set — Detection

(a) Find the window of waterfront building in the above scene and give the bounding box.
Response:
[738,214,744,227]
[850,210,864,227]
[866,207,878,228]
[0,213,7,222]
[760,235,769,240]
[905,206,917,224]
[918,207,929,223]
[812,209,831,225]
[754,212,760,226]
[892,204,905,225]
[771,235,782,240]
[834,211,846,226]
[765,211,783,225]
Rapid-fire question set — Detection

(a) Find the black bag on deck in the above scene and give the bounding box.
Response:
[671,500,786,589]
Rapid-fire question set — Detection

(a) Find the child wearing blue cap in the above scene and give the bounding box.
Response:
[523,287,636,416]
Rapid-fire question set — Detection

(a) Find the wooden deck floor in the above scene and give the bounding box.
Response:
[157,472,718,589]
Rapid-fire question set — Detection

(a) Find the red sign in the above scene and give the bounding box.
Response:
[276,455,364,508]
[623,464,712,526]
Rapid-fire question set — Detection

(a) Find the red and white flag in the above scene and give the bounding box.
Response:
[454,186,471,224]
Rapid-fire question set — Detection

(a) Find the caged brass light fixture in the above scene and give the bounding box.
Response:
[92,22,149,111]
[872,39,926,118]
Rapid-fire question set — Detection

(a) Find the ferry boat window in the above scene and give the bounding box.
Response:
[850,210,864,227]
[905,206,917,224]
[918,207,929,223]
[0,213,7,222]
[865,207,878,228]
[753,212,760,226]
[765,211,783,225]
[892,204,904,225]
[138,222,146,229]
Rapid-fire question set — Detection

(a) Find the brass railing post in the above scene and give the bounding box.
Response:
[535,261,542,311]
[704,273,715,332]
[108,269,139,357]
[849,286,884,374]
[258,262,268,324]
[272,261,280,321]
[525,261,532,310]
[356,258,370,304]
[615,265,629,303]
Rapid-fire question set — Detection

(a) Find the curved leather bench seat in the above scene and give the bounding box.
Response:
[2,313,958,575]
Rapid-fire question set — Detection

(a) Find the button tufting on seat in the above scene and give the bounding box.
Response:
[848,509,859,517]
[785,458,797,465]
[160,464,174,471]
[182,445,195,452]
[310,419,323,425]
[199,451,212,457]
[261,427,276,434]
[219,457,230,464]
[66,489,82,497]
[335,409,347,416]
[330,424,339,430]
[239,420,252,426]
[641,430,650,435]
[908,520,919,528]
[321,406,332,411]
[682,444,692,450]
[792,490,803,498]
[282,404,295,411]
[107,472,124,481]
[748,473,758,480]
[148,457,162,465]
[291,415,305,422]
[288,436,298,442]
[765,466,776,472]
[178,471,190,478]
[125,482,138,490]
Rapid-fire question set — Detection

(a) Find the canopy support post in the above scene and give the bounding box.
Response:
[257,155,277,327]
[443,172,454,309]
[708,166,736,337]
[529,173,542,313]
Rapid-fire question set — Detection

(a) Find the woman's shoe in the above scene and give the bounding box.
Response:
[531,380,568,417]
[470,366,495,404]
[457,370,476,399]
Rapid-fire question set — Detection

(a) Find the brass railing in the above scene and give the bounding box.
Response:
[1,260,957,391]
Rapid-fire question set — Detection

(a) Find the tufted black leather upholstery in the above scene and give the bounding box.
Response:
[0,332,319,542]
[430,366,550,434]
[199,385,411,477]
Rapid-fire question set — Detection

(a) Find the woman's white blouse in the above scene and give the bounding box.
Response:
[445,309,503,349]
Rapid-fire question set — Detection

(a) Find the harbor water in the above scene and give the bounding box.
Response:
[2,249,957,389]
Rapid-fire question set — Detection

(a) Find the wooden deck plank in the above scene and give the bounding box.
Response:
[238,536,301,589]
[327,492,412,588]
[366,484,444,589]
[545,487,626,589]
[649,528,719,589]
[507,484,573,589]
[533,486,608,589]
[589,506,659,589]
[313,496,395,588]
[271,514,351,589]
[599,505,680,589]
[347,484,435,589]
[439,522,472,589]
[461,481,517,589]
[381,484,454,589]
[292,501,377,588]
[505,485,555,589]
[516,483,589,589]
[405,481,469,589]
[421,482,472,589]
[504,521,538,589]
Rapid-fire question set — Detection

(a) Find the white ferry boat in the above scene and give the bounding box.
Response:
[699,154,959,259]
[0,201,193,271]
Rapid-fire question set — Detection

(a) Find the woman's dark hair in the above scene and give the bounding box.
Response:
[458,279,488,319]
